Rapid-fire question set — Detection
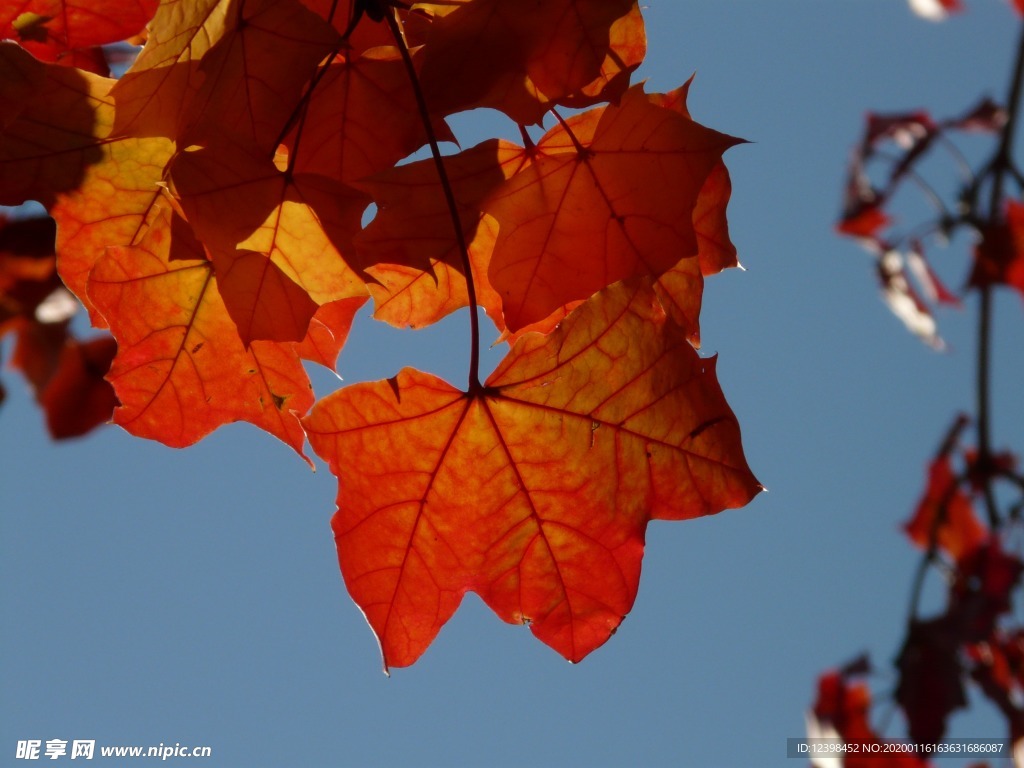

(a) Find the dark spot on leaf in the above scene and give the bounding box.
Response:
[688,416,726,440]
[386,375,401,401]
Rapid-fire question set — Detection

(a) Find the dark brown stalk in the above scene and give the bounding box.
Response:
[976,20,1024,529]
[383,8,483,391]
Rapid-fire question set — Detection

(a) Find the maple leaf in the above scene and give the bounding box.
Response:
[0,213,117,437]
[1,0,761,674]
[482,84,741,332]
[179,0,340,152]
[353,138,529,329]
[86,205,316,457]
[294,297,366,371]
[281,45,453,185]
[0,42,108,206]
[646,81,741,345]
[169,140,370,343]
[895,616,968,749]
[952,541,1024,642]
[0,43,175,325]
[415,0,644,124]
[297,0,395,49]
[36,333,118,438]
[305,280,760,669]
[0,215,62,330]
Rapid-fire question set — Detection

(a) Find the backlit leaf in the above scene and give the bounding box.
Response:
[0,44,174,323]
[282,46,452,185]
[482,84,740,331]
[353,138,528,329]
[170,141,370,332]
[88,205,314,457]
[305,280,760,668]
[416,0,642,124]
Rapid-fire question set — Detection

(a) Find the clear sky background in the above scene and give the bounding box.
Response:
[3,2,1024,766]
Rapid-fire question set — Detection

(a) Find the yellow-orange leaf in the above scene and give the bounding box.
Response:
[0,43,174,324]
[88,206,314,457]
[170,142,369,314]
[109,0,226,138]
[304,280,761,668]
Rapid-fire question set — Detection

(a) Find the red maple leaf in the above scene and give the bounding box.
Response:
[305,281,760,669]
[0,214,117,438]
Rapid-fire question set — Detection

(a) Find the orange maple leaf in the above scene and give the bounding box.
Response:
[305,280,761,668]
[282,46,453,185]
[0,43,174,326]
[87,205,317,457]
[1,0,762,672]
[108,0,338,147]
[169,140,370,343]
[353,138,529,329]
[482,84,742,332]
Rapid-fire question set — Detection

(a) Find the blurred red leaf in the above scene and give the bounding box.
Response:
[971,200,1024,300]
[907,0,964,22]
[811,667,930,768]
[904,454,985,562]
[895,616,968,749]
[39,334,117,438]
[953,541,1024,641]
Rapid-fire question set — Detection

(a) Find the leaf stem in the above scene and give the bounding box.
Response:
[551,109,591,158]
[383,8,482,391]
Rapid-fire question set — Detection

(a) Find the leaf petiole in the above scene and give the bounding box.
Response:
[383,7,483,392]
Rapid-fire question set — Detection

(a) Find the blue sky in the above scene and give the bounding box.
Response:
[3,2,1024,766]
